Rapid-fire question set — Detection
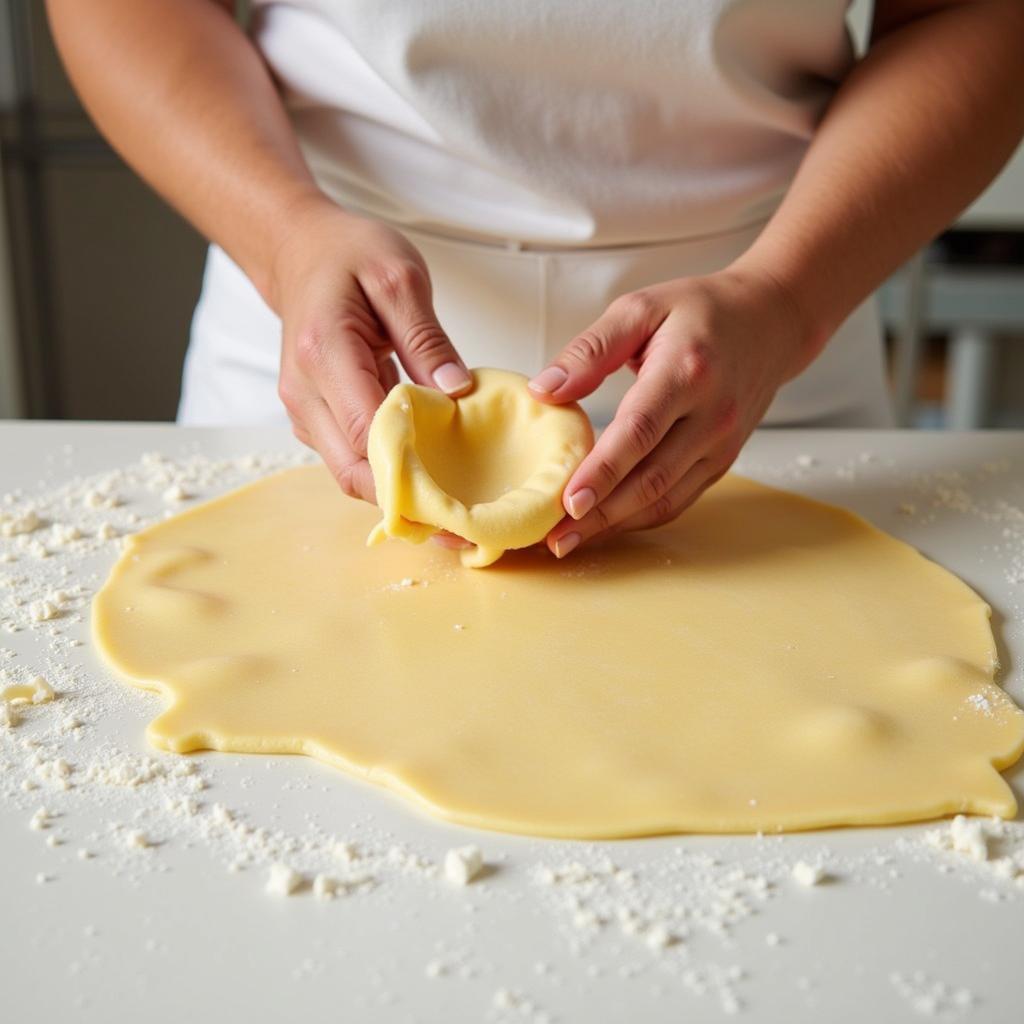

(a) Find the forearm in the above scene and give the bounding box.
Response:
[733,0,1024,370]
[46,0,326,306]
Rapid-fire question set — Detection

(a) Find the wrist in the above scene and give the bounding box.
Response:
[261,189,351,312]
[715,260,818,382]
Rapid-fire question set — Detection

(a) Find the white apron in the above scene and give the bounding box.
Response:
[180,226,890,428]
[178,0,892,427]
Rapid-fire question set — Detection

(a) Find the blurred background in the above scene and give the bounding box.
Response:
[0,0,1021,427]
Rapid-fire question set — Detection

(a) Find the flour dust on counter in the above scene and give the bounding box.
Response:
[3,440,1024,1020]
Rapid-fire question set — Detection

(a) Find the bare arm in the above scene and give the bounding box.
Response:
[533,0,1024,556]
[47,0,314,303]
[47,0,470,500]
[733,0,1024,362]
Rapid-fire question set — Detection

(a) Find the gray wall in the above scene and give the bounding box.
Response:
[1,0,207,420]
[0,147,23,418]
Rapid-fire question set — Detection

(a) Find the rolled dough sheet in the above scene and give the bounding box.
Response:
[92,466,1024,838]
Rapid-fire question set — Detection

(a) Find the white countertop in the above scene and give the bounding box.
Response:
[1,422,1023,1024]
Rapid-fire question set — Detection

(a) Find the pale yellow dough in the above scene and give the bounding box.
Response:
[92,467,1024,838]
[367,368,593,567]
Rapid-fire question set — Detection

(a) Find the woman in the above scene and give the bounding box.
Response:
[48,0,1024,557]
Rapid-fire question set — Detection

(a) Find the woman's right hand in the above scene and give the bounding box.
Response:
[270,195,471,503]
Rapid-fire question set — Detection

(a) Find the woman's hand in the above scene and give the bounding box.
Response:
[529,267,810,557]
[272,196,471,502]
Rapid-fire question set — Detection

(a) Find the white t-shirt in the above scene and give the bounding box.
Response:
[250,0,856,247]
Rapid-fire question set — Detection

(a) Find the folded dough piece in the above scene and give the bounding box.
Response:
[367,368,593,567]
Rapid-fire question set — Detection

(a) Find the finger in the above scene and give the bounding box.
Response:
[290,419,313,449]
[602,460,725,540]
[359,261,472,396]
[290,315,388,457]
[528,291,664,403]
[552,464,712,561]
[546,417,705,549]
[377,352,400,392]
[303,395,376,503]
[431,531,474,550]
[560,355,688,520]
[548,459,717,558]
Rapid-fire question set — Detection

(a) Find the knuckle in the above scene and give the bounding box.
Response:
[293,328,325,373]
[401,320,450,361]
[590,502,613,533]
[331,294,380,340]
[613,289,656,323]
[277,377,301,412]
[638,461,672,504]
[332,461,362,500]
[649,494,677,526]
[333,313,373,344]
[622,408,661,454]
[342,406,372,454]
[564,331,607,368]
[591,455,620,490]
[373,260,425,302]
[678,342,717,390]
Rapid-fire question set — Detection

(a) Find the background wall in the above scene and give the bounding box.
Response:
[0,0,207,421]
[0,147,22,418]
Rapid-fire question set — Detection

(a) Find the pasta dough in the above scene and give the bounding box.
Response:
[367,368,593,567]
[92,466,1024,838]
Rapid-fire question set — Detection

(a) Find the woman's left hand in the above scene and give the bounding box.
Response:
[528,266,810,557]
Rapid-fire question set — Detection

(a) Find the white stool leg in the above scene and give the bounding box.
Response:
[945,327,997,429]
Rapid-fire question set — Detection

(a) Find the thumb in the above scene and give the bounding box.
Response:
[362,260,472,396]
[528,292,660,403]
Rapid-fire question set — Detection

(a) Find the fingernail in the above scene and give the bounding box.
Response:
[528,366,568,395]
[566,487,596,520]
[553,532,581,559]
[433,362,472,395]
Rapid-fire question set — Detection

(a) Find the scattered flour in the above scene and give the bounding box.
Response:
[2,443,1023,1017]
[445,844,484,885]
[890,970,976,1018]
[0,508,41,537]
[915,815,1024,892]
[28,599,59,623]
[267,862,304,897]
[791,860,827,887]
[311,873,337,900]
[964,693,993,717]
[161,483,191,504]
[947,816,989,862]
[125,829,150,850]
